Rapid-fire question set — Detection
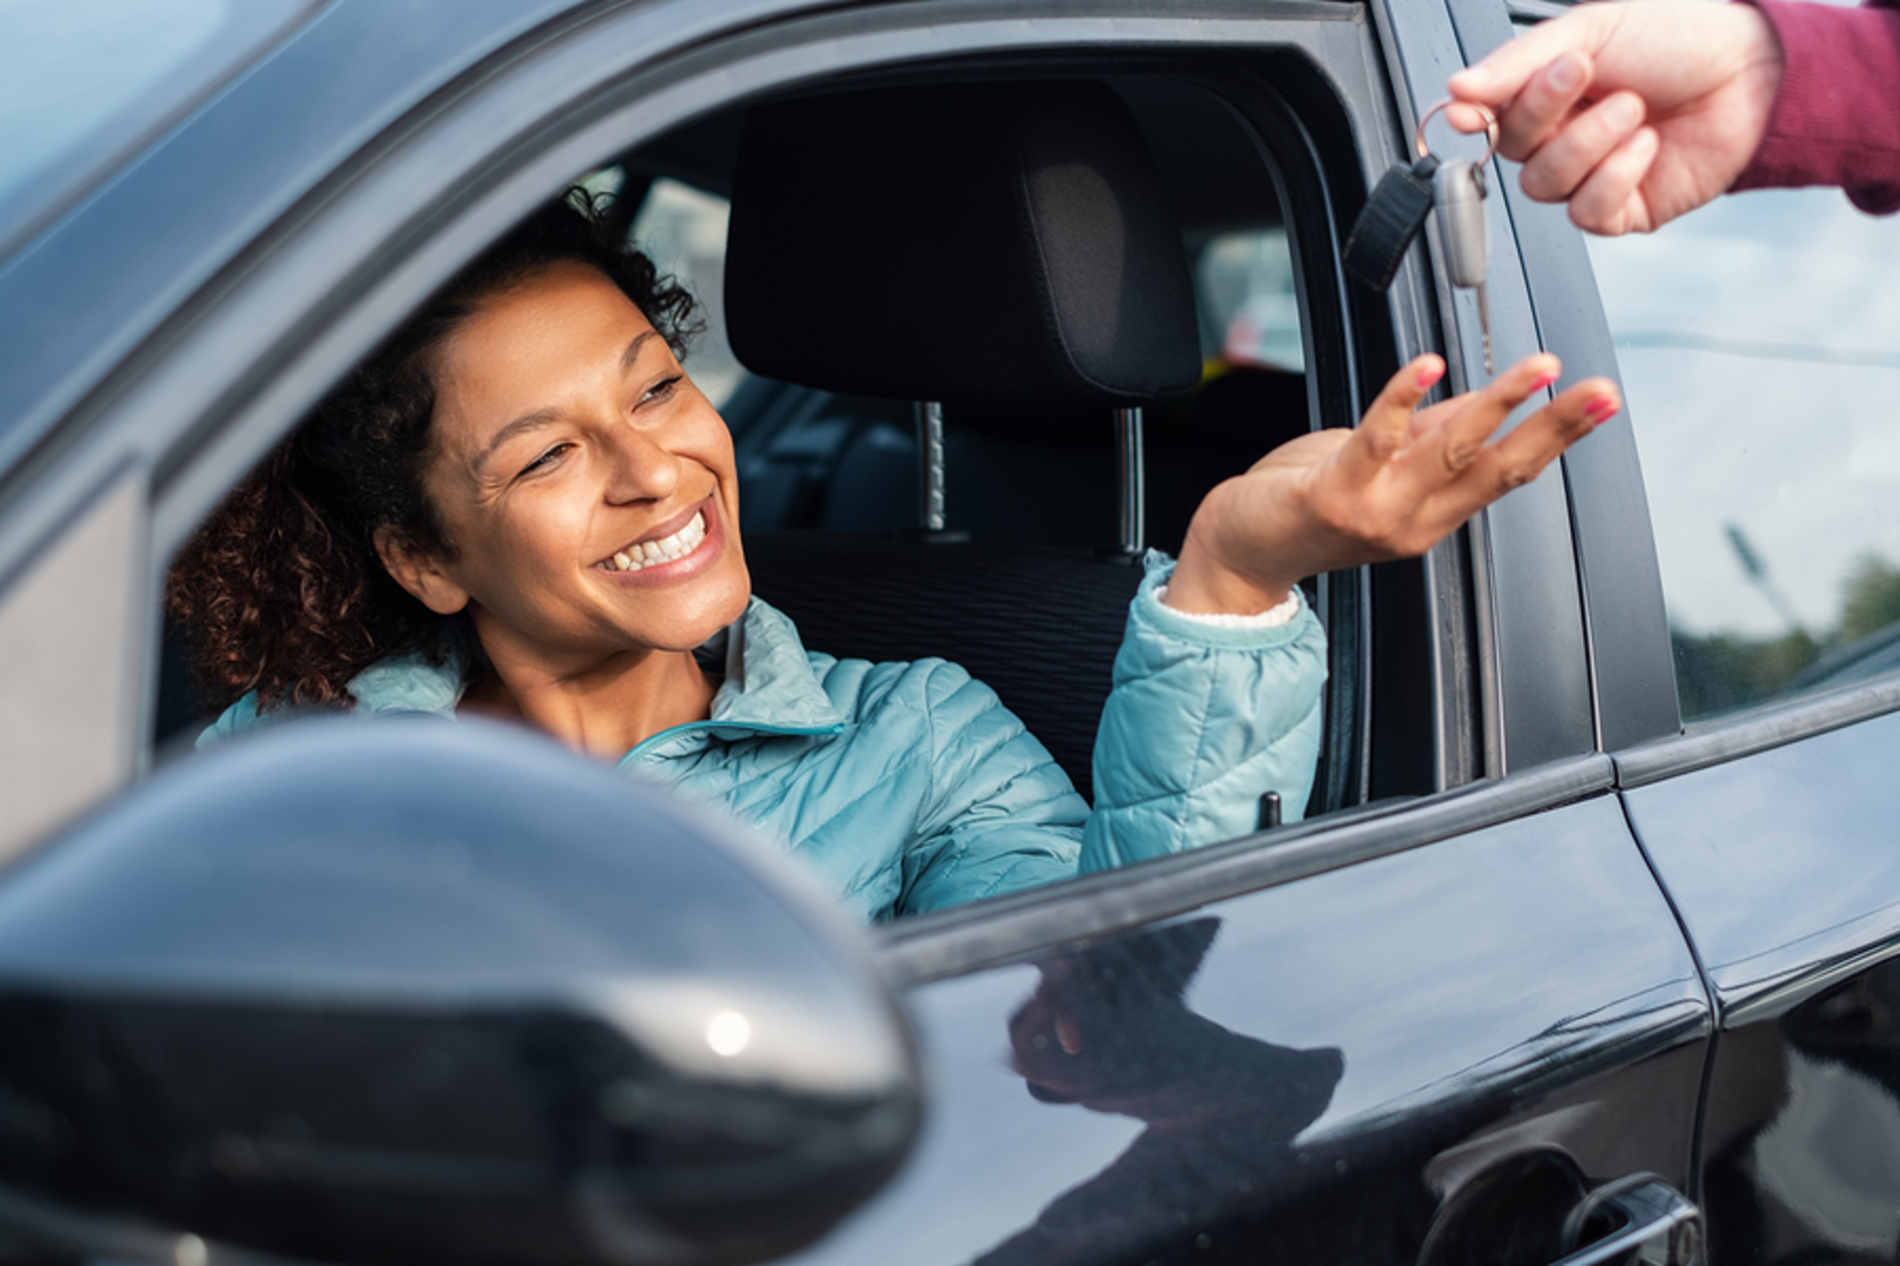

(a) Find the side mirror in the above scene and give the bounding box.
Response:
[0,717,921,1266]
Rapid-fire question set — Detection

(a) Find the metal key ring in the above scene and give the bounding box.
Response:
[1415,100,1499,164]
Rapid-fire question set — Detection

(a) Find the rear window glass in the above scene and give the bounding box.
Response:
[1588,189,1900,720]
[0,0,312,251]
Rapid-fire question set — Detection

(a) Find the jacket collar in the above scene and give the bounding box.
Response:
[692,598,847,738]
[344,597,846,744]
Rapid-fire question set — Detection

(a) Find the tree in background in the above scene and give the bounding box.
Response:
[1839,554,1900,646]
[1673,551,1900,721]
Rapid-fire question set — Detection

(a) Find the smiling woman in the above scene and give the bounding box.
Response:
[378,259,749,759]
[166,193,1614,921]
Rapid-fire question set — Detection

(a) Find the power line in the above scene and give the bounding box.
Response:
[1614,331,1900,371]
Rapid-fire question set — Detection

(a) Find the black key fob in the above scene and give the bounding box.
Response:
[1343,154,1439,292]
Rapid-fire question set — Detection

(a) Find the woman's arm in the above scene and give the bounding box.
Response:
[1082,554,1327,871]
[903,355,1617,898]
[1084,353,1617,869]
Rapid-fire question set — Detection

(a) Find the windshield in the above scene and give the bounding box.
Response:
[0,0,313,254]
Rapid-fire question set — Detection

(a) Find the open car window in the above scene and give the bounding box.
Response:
[628,178,745,410]
[120,4,1500,933]
[149,65,1411,923]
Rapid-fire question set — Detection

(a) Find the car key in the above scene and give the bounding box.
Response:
[1342,152,1440,293]
[1342,101,1500,375]
[1435,158,1493,376]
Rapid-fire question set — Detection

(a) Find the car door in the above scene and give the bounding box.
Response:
[778,774,1702,1266]
[1550,38,1900,1266]
[744,3,1706,1263]
[0,1,1713,1263]
[1446,0,1900,1257]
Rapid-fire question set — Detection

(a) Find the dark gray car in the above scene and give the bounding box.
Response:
[2,2,1898,1264]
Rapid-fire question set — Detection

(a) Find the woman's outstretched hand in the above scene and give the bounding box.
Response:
[1165,353,1620,615]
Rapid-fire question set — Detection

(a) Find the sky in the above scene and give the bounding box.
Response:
[1584,188,1900,639]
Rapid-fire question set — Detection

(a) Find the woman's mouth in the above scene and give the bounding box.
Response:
[596,508,708,573]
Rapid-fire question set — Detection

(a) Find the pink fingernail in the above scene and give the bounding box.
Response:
[1416,363,1445,390]
[1529,371,1560,393]
[1584,395,1620,424]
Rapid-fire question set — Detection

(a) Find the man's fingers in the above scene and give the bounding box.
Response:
[1351,355,1445,469]
[1567,125,1660,235]
[1493,51,1595,162]
[1448,7,1618,106]
[1517,91,1647,203]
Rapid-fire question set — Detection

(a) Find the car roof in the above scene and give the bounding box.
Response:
[0,0,819,485]
[0,0,315,260]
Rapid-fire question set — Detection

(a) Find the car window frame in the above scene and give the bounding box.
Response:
[0,0,1604,938]
[121,2,1415,804]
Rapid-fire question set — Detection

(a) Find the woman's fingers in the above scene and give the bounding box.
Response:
[1395,354,1562,493]
[1413,376,1619,537]
[1479,378,1620,487]
[1348,355,1446,472]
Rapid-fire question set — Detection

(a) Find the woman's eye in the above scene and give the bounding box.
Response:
[639,374,685,406]
[519,442,573,477]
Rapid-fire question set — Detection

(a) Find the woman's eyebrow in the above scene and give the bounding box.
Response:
[471,331,661,475]
[620,329,658,372]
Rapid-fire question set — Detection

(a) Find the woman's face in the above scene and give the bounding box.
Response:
[397,260,749,674]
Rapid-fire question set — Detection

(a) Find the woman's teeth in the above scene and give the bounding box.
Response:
[602,511,707,572]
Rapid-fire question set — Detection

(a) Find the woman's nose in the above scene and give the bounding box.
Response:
[601,420,681,504]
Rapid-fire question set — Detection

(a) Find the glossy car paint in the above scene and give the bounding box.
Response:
[811,795,1705,1264]
[1626,710,1900,1264]
[5,0,1899,1261]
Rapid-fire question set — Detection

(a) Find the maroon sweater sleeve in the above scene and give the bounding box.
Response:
[1732,0,1900,213]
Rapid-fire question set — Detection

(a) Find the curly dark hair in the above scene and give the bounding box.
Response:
[166,192,703,713]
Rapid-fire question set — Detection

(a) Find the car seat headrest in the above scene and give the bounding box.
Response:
[725,81,1201,408]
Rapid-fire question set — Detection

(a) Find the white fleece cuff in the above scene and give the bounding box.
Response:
[1151,584,1303,630]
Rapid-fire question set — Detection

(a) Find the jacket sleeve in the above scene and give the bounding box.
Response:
[1733,0,1900,214]
[1081,551,1327,873]
[898,660,1087,918]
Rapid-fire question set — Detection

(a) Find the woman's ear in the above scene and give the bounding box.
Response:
[374,527,470,615]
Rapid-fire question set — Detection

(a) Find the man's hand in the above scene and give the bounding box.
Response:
[1447,1,1784,235]
[1166,354,1620,615]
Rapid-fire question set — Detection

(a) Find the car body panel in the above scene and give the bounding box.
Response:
[1371,0,1596,776]
[1438,0,1681,755]
[815,794,1705,1264]
[0,0,867,496]
[1625,710,1900,1262]
[5,0,1896,1260]
[0,0,322,265]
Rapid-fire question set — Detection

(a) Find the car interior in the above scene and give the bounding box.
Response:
[152,63,1434,895]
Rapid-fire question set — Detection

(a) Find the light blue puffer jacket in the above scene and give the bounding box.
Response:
[201,553,1326,922]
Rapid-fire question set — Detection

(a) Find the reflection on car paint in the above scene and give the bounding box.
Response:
[790,797,1707,1266]
[981,920,1343,1264]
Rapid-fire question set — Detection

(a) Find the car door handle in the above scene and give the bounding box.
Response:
[1551,1174,1702,1266]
